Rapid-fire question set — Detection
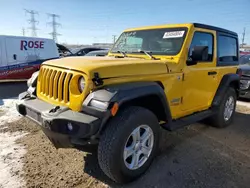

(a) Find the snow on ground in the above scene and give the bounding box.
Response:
[0,132,26,188]
[237,100,250,108]
[0,99,26,188]
[0,99,21,127]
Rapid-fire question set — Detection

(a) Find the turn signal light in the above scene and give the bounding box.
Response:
[111,103,119,116]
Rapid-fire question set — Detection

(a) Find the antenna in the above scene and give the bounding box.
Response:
[47,13,61,42]
[24,9,39,37]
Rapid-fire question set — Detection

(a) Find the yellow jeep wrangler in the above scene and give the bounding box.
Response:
[17,23,240,183]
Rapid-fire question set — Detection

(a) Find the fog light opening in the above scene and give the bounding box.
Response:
[67,122,73,131]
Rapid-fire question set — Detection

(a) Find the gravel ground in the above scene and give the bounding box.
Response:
[0,104,249,188]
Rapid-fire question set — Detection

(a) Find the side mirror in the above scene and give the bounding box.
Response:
[186,58,197,66]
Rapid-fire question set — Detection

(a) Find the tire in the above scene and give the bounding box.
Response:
[98,106,160,183]
[210,87,237,128]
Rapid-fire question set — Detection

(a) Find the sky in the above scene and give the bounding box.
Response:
[0,0,249,45]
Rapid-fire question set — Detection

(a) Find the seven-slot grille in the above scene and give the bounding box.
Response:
[39,67,73,103]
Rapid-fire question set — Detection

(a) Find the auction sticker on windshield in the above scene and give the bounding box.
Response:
[163,31,185,38]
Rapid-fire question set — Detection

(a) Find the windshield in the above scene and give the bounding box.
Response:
[240,55,250,65]
[111,28,187,56]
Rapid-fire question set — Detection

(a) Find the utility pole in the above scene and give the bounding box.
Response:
[24,9,39,37]
[112,35,117,44]
[241,27,246,48]
[47,13,61,42]
[22,28,26,36]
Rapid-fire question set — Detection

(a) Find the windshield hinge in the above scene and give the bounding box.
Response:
[92,72,104,86]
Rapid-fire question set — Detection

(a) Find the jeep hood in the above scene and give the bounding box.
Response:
[42,56,170,78]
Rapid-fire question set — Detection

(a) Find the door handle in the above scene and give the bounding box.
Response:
[208,71,217,75]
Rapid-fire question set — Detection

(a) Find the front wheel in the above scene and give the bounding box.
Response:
[210,87,237,128]
[98,106,160,183]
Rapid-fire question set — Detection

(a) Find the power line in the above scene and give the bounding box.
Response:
[112,35,117,44]
[47,13,61,42]
[24,9,39,37]
[22,27,26,36]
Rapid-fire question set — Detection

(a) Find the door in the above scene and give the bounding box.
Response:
[5,37,28,65]
[181,29,218,112]
[4,37,39,79]
[0,38,2,67]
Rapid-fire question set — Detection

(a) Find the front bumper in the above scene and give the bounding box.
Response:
[16,92,105,148]
[239,90,250,99]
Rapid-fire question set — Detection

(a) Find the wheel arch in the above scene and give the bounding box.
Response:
[212,73,240,107]
[82,81,172,134]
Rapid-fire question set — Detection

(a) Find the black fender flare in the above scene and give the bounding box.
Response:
[82,82,172,133]
[212,73,240,107]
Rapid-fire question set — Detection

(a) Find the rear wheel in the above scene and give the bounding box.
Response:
[210,87,237,128]
[98,106,159,183]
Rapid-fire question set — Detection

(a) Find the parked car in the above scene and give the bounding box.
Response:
[56,43,73,57]
[56,44,106,57]
[240,51,250,56]
[70,47,106,56]
[0,35,59,81]
[17,23,240,183]
[84,49,109,56]
[239,54,250,99]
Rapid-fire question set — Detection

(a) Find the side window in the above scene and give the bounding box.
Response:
[218,35,238,63]
[189,32,213,62]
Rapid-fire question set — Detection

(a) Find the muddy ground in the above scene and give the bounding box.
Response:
[1,104,249,188]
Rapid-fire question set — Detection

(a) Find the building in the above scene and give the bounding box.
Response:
[92,43,113,49]
[240,45,250,52]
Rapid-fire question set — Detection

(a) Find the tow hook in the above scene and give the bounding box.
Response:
[49,106,60,113]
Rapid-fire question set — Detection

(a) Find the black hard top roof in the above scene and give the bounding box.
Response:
[193,23,237,36]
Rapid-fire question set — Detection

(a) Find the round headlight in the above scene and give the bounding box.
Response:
[78,77,85,92]
[27,71,39,87]
[27,78,32,87]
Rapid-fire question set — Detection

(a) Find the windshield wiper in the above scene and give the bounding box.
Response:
[116,50,127,57]
[138,50,158,60]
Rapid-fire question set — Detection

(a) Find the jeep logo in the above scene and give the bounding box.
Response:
[20,40,44,50]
